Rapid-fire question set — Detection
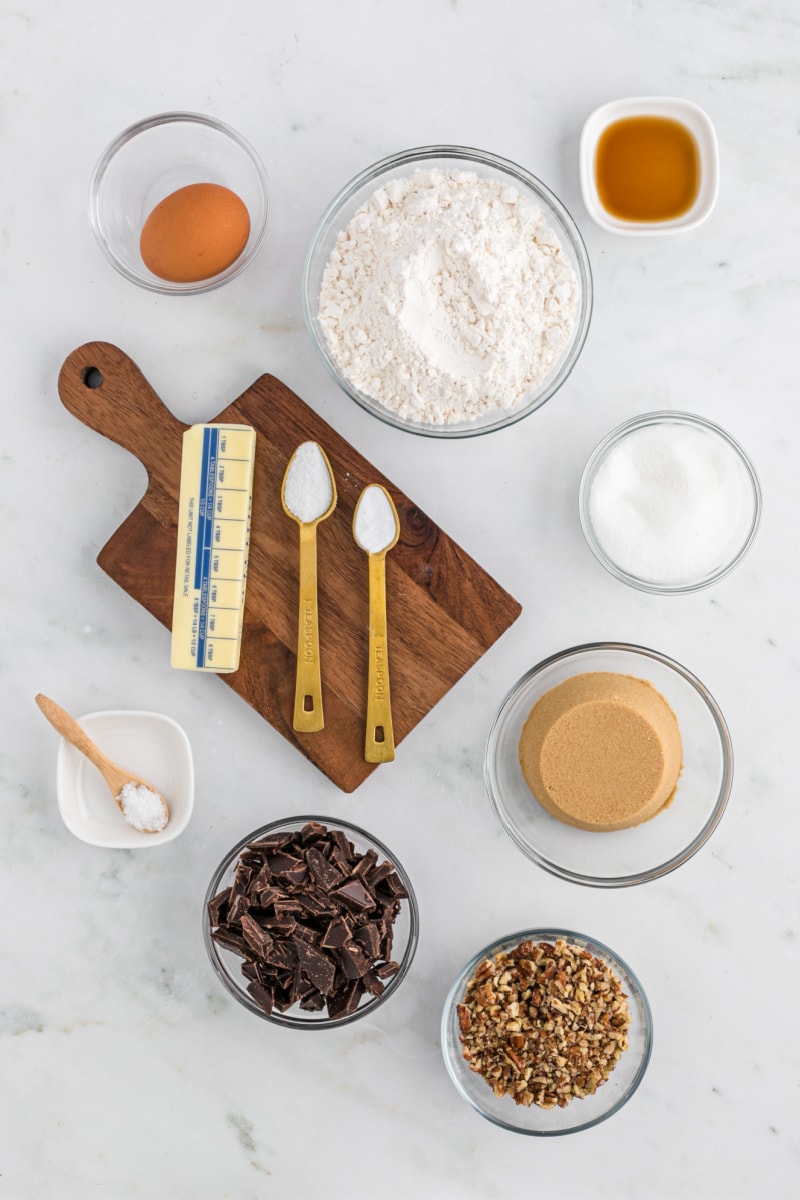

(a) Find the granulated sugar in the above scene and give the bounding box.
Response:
[318,168,578,425]
[588,421,752,585]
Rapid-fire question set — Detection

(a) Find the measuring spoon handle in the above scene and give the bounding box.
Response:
[292,522,324,732]
[364,553,395,763]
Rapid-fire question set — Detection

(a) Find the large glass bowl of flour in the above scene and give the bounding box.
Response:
[302,146,592,438]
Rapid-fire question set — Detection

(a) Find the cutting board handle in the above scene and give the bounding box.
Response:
[58,342,186,463]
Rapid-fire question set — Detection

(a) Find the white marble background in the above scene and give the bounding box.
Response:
[2,1,798,1197]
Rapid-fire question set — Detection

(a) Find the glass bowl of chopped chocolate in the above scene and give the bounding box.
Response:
[302,145,592,438]
[203,816,419,1028]
[485,642,733,887]
[441,928,653,1135]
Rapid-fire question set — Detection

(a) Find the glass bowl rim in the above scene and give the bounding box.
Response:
[578,409,762,594]
[440,925,653,1135]
[202,813,420,1029]
[484,640,734,887]
[89,110,270,296]
[301,142,593,439]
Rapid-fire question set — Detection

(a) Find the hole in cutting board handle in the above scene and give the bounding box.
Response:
[83,367,104,389]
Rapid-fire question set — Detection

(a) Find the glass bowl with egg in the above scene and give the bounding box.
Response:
[441,927,652,1135]
[484,642,733,887]
[302,145,592,438]
[203,815,419,1029]
[89,112,269,294]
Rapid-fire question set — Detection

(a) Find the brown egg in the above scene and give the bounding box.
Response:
[139,182,251,283]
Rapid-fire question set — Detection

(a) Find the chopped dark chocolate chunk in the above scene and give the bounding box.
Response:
[247,833,294,853]
[381,871,409,899]
[207,886,232,927]
[299,990,327,1012]
[247,980,275,1016]
[353,922,381,960]
[373,960,400,980]
[337,940,371,981]
[294,940,336,995]
[240,914,274,958]
[299,821,327,843]
[268,851,304,876]
[227,891,250,926]
[362,970,386,998]
[207,822,408,1019]
[351,848,378,879]
[210,927,250,958]
[231,862,253,896]
[306,846,346,891]
[320,915,352,949]
[327,979,364,1019]
[331,878,375,913]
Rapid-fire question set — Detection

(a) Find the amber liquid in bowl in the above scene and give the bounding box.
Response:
[595,116,700,222]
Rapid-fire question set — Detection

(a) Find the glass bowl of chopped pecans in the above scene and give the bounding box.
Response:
[441,929,652,1134]
[203,816,419,1029]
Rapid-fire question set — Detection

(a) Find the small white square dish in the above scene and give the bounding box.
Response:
[55,710,194,848]
[579,96,718,235]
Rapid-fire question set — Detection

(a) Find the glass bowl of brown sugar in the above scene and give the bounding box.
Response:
[485,642,733,887]
[203,815,419,1028]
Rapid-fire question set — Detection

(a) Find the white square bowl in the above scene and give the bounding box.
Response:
[55,710,194,848]
[579,96,719,235]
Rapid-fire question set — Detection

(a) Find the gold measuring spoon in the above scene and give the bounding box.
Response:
[353,484,400,763]
[35,694,170,832]
[281,442,338,732]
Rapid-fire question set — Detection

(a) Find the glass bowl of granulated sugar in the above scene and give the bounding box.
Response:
[302,146,593,438]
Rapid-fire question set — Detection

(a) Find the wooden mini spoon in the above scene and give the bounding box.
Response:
[35,694,169,833]
[281,442,338,733]
[353,485,400,763]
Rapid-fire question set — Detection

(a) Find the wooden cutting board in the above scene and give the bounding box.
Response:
[57,342,522,792]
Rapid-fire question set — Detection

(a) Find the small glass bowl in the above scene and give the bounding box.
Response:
[89,112,269,294]
[441,928,652,1135]
[485,643,733,887]
[203,815,419,1029]
[302,145,592,438]
[579,411,761,594]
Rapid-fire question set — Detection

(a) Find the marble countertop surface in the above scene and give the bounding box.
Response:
[2,2,798,1197]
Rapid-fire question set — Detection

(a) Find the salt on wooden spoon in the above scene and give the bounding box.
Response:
[35,694,170,833]
[280,441,338,732]
[353,484,400,763]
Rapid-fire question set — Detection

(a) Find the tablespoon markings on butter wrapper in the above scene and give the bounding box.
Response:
[281,442,338,733]
[353,484,400,763]
[35,694,170,833]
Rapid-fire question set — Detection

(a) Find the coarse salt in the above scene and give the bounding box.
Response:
[283,442,334,522]
[587,420,753,585]
[118,781,168,833]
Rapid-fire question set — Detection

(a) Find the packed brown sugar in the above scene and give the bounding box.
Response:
[518,672,682,831]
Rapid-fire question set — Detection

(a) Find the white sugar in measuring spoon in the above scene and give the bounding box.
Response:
[353,484,400,763]
[281,442,337,732]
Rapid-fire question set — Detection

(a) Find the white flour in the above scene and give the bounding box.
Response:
[318,168,578,425]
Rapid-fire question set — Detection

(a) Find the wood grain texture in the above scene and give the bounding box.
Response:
[57,342,522,791]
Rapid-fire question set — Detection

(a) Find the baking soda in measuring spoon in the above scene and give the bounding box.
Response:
[588,421,752,585]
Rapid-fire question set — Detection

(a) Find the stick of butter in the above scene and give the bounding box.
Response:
[171,423,256,672]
